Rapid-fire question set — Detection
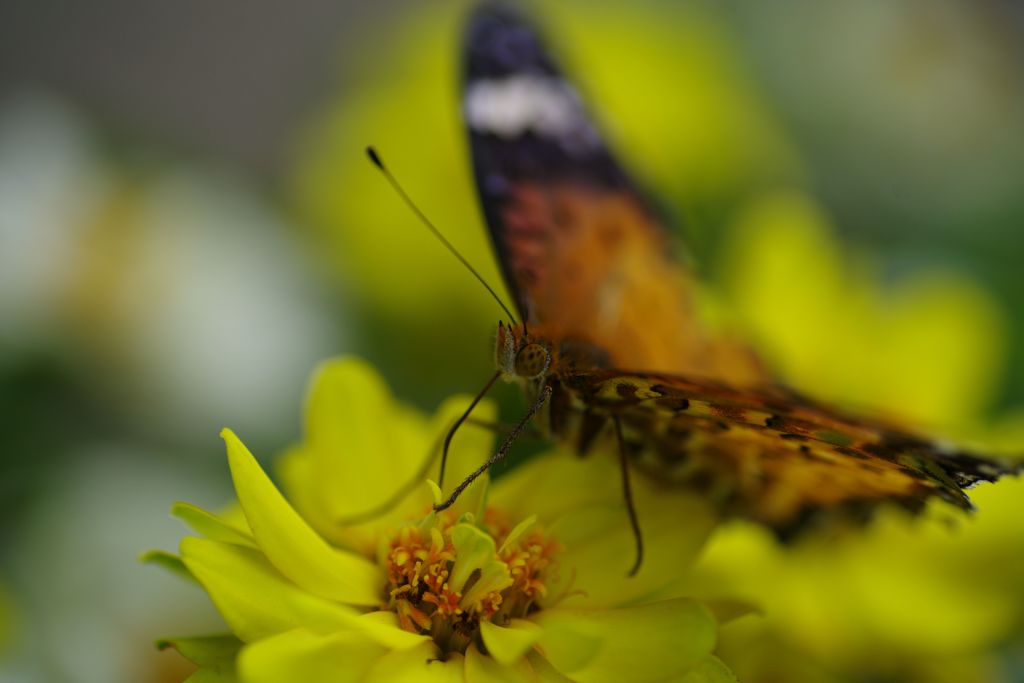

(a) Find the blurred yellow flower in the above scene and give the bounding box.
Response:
[720,189,1007,431]
[153,358,735,682]
[693,189,1024,683]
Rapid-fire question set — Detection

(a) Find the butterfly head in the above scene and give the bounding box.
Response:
[496,321,552,381]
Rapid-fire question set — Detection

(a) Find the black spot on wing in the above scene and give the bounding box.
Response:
[934,450,1023,488]
[657,397,690,412]
[615,382,639,399]
[779,433,809,442]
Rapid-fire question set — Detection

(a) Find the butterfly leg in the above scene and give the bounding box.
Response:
[464,417,546,441]
[439,370,502,489]
[613,416,644,577]
[435,384,554,512]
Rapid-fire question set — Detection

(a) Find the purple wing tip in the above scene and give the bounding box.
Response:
[465,3,558,81]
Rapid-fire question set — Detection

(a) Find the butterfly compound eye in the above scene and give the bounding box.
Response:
[514,343,551,379]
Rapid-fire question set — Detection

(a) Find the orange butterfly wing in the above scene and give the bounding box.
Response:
[463,4,1019,532]
[493,183,762,384]
[464,5,760,386]
[561,371,1017,530]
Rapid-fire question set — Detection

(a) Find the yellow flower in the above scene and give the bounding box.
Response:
[719,189,1007,430]
[691,194,1024,683]
[152,358,736,682]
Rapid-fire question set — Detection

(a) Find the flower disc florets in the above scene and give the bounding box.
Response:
[384,509,560,657]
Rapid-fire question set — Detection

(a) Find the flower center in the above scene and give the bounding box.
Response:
[383,508,560,655]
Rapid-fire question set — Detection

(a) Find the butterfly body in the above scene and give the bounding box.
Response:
[496,315,1000,532]
[463,3,1018,534]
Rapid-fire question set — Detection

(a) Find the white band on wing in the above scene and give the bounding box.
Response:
[464,75,597,146]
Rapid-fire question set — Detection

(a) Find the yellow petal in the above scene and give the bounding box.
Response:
[528,612,602,674]
[679,656,738,682]
[480,619,542,666]
[533,599,716,683]
[274,443,318,528]
[427,480,444,507]
[701,599,761,626]
[287,358,496,552]
[180,537,358,641]
[465,644,537,683]
[462,561,514,612]
[156,634,241,669]
[356,611,434,651]
[172,501,256,548]
[222,428,382,606]
[491,443,718,602]
[488,451,616,523]
[237,628,385,683]
[303,358,429,520]
[140,549,195,584]
[364,641,462,683]
[525,651,575,683]
[448,524,501,594]
[182,669,235,683]
[497,516,538,556]
[526,458,715,608]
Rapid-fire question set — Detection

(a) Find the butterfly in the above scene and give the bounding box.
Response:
[421,3,1021,557]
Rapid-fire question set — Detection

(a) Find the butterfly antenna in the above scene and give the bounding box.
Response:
[366,146,517,325]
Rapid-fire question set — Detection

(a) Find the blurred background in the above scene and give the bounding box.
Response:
[0,1,1021,681]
